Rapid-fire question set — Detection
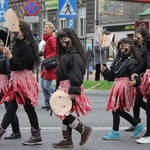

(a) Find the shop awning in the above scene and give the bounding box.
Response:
[138,8,150,16]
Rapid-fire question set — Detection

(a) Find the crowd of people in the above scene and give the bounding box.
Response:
[0,18,150,148]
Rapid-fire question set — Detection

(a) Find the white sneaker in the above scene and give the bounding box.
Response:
[136,136,150,144]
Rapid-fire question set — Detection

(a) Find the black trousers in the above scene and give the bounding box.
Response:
[95,64,106,81]
[112,109,138,131]
[145,95,150,136]
[1,98,39,130]
[133,88,146,120]
[4,102,20,133]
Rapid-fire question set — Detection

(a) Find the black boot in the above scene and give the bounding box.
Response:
[22,128,42,145]
[4,132,21,139]
[0,126,5,139]
[69,118,92,146]
[124,118,141,132]
[52,125,73,148]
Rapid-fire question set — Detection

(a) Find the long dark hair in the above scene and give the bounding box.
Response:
[57,28,87,65]
[117,37,142,64]
[19,20,40,65]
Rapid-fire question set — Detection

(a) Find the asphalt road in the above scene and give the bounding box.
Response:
[0,90,149,150]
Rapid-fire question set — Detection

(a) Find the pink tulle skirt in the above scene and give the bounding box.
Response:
[0,74,9,103]
[107,77,136,112]
[1,70,39,106]
[139,69,150,100]
[57,80,92,120]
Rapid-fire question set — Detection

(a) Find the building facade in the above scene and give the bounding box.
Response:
[5,0,150,47]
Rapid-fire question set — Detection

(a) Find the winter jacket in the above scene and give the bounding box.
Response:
[55,48,85,95]
[0,52,10,76]
[41,33,57,80]
[102,54,139,81]
[133,44,148,74]
[146,52,150,69]
[10,39,35,71]
[94,41,108,65]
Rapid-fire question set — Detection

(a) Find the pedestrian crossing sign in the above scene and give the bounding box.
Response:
[58,0,77,18]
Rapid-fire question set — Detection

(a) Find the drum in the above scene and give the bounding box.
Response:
[50,90,72,116]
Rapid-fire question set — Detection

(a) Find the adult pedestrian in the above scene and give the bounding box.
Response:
[0,20,42,145]
[125,26,149,131]
[101,37,144,140]
[40,21,57,111]
[0,29,21,139]
[86,45,94,74]
[52,28,92,148]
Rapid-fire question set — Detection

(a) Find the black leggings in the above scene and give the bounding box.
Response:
[112,109,138,131]
[133,89,146,119]
[4,102,20,133]
[62,114,76,125]
[1,98,39,130]
[145,95,150,136]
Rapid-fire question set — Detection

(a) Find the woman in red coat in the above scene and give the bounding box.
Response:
[41,22,57,110]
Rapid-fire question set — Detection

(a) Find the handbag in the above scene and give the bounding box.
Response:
[42,56,58,70]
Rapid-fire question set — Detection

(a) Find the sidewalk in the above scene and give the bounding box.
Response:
[35,61,112,95]
[84,61,112,81]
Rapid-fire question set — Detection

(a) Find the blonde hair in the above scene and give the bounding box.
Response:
[45,22,55,31]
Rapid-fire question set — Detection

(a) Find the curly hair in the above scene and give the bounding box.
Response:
[117,37,142,64]
[135,26,149,39]
[19,20,40,65]
[57,28,87,65]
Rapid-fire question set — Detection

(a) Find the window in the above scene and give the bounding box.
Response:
[59,18,67,29]
[78,7,86,37]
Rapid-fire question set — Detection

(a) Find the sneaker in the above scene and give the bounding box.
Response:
[131,123,144,138]
[136,136,150,144]
[102,130,120,140]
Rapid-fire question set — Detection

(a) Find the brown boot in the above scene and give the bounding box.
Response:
[69,118,92,146]
[0,126,5,139]
[22,128,42,145]
[52,125,73,148]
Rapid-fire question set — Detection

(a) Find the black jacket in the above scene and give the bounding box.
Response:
[55,48,85,95]
[0,51,11,77]
[10,39,35,71]
[133,44,148,74]
[146,52,150,69]
[102,54,139,81]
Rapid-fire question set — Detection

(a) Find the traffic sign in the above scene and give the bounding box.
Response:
[68,18,74,29]
[23,0,39,16]
[58,0,77,18]
[0,0,8,22]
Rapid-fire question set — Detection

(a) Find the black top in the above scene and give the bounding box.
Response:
[146,52,150,69]
[56,48,85,95]
[133,44,148,74]
[10,39,35,71]
[0,51,10,76]
[102,54,139,81]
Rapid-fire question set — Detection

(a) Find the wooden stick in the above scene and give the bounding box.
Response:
[5,30,9,46]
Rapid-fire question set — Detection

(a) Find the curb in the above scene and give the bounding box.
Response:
[85,90,110,95]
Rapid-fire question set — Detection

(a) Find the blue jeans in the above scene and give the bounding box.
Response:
[41,77,55,106]
[89,62,92,73]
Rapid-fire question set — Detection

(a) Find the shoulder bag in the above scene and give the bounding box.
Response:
[42,56,58,70]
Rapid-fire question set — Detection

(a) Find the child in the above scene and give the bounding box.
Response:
[101,37,144,140]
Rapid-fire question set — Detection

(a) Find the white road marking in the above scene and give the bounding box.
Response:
[6,127,141,131]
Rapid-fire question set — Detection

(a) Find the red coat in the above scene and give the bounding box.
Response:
[41,33,57,80]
